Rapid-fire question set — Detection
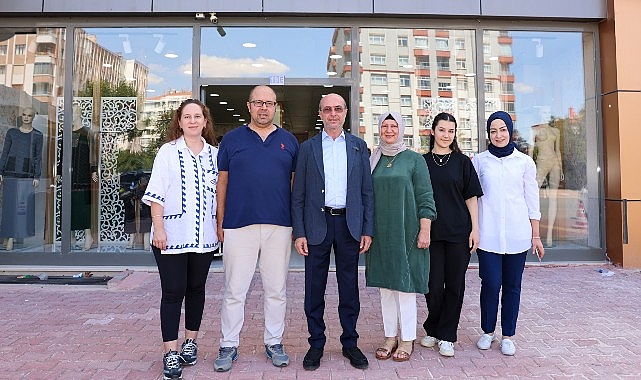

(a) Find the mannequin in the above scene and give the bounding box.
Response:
[57,104,98,250]
[121,171,151,250]
[0,107,43,251]
[530,123,563,248]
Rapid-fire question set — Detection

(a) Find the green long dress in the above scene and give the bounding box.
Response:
[366,149,436,294]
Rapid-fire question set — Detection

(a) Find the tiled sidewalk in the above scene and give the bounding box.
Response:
[2,263,641,379]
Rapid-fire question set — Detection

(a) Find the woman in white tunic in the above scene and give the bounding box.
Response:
[142,99,219,380]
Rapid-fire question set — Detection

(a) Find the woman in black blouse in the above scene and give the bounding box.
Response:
[420,112,483,357]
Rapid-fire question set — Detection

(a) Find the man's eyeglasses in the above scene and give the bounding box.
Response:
[320,106,346,114]
[249,100,277,108]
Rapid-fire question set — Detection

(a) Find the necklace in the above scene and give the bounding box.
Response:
[432,152,452,167]
[385,154,399,168]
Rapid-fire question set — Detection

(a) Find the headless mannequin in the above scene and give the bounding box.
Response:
[56,105,98,250]
[0,108,41,251]
[530,123,564,248]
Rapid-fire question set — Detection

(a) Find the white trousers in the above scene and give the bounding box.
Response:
[380,288,417,341]
[219,224,292,347]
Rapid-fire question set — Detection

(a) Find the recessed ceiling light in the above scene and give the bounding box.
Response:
[220,101,227,105]
[164,52,178,59]
[330,54,342,59]
[242,42,256,48]
[239,118,246,122]
[210,93,220,97]
[232,114,240,117]
[226,108,234,111]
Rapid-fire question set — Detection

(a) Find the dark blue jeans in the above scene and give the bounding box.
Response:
[477,249,527,337]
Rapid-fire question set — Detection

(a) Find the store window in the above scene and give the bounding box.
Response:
[66,27,192,252]
[0,28,62,253]
[482,30,599,254]
[359,28,476,154]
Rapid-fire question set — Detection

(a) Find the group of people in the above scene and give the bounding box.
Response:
[142,85,545,380]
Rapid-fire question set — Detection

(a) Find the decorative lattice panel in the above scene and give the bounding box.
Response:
[99,97,137,243]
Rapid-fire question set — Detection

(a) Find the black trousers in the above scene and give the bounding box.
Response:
[153,247,214,342]
[423,241,471,342]
[304,213,361,349]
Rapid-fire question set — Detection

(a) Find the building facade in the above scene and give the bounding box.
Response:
[0,0,638,268]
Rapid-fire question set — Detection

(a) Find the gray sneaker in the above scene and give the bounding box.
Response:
[214,346,238,372]
[265,343,290,367]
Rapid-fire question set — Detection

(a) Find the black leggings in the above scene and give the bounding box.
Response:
[153,246,214,342]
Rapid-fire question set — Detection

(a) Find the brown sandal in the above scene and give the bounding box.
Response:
[375,337,398,360]
[392,340,414,362]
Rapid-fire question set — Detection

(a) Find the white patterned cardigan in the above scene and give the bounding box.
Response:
[142,136,219,254]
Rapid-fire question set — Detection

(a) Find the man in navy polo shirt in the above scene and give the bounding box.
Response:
[214,85,299,372]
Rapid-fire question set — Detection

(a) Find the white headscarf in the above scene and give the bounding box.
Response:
[369,112,407,172]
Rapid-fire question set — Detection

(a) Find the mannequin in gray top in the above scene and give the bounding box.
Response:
[0,107,43,251]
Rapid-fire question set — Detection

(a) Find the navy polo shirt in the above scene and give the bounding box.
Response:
[218,124,299,229]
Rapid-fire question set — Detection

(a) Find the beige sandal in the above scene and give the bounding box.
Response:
[375,336,398,360]
[392,340,414,362]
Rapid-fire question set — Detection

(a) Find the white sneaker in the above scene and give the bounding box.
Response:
[438,341,454,357]
[420,335,438,348]
[500,338,516,356]
[477,333,496,350]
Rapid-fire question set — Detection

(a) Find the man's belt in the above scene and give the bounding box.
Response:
[323,206,346,215]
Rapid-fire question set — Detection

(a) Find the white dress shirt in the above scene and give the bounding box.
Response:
[142,136,219,254]
[322,129,347,208]
[472,149,541,254]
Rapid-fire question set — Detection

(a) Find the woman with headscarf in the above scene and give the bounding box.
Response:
[366,112,436,362]
[471,111,545,356]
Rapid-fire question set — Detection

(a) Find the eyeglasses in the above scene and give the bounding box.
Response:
[249,100,277,108]
[320,106,346,114]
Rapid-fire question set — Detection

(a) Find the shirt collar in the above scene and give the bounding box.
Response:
[322,129,346,142]
[175,135,207,154]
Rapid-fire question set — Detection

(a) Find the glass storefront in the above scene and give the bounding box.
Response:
[0,21,604,264]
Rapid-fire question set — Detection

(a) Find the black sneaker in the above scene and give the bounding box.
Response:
[179,339,198,366]
[163,350,183,380]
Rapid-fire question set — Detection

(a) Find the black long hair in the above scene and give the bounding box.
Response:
[429,112,461,154]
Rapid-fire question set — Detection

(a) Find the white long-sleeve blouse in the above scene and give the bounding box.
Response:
[472,149,541,254]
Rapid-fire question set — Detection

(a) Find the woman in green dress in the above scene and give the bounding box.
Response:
[367,112,436,362]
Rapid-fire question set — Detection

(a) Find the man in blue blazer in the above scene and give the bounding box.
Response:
[291,93,374,371]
